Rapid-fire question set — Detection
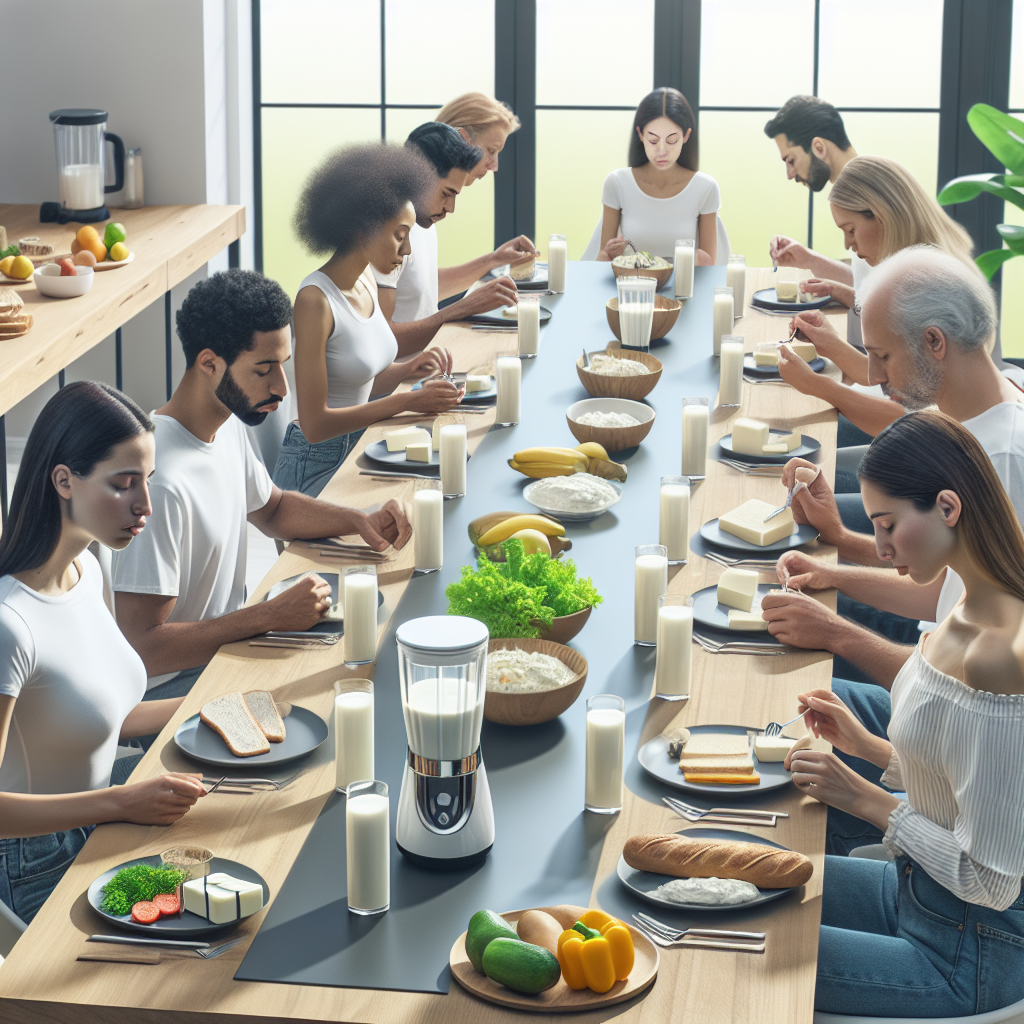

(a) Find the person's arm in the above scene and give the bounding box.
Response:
[768,236,854,283]
[696,212,716,266]
[797,278,856,311]
[791,310,870,384]
[367,349,458,400]
[597,206,627,262]
[119,697,185,740]
[437,236,538,300]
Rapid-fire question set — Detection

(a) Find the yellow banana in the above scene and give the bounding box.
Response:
[508,459,584,479]
[477,514,566,546]
[513,447,589,467]
[575,441,610,462]
[587,458,628,483]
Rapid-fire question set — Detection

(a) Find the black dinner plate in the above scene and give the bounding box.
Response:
[690,583,782,643]
[718,431,821,465]
[466,305,552,326]
[410,375,496,403]
[485,261,549,290]
[87,855,269,938]
[173,703,329,769]
[750,287,831,312]
[699,517,818,554]
[363,436,474,470]
[617,827,793,911]
[743,353,826,379]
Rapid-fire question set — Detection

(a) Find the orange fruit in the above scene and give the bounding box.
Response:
[76,225,101,247]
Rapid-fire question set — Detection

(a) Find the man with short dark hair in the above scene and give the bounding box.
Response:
[112,270,411,698]
[375,122,537,349]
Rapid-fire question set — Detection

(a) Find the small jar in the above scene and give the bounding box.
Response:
[123,147,144,209]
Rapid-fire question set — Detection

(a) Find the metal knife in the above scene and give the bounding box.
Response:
[88,934,210,950]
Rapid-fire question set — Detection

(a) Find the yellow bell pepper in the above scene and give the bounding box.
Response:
[578,908,617,932]
[556,934,589,990]
[602,924,635,981]
[578,934,617,993]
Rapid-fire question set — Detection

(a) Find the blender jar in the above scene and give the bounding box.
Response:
[49,109,125,218]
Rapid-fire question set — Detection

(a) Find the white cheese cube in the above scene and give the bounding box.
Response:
[790,340,817,363]
[405,443,431,463]
[464,375,491,393]
[182,874,264,924]
[754,734,797,762]
[763,431,801,454]
[385,426,430,452]
[775,280,799,301]
[731,418,770,456]
[717,568,760,612]
[719,499,795,546]
[753,344,779,367]
[729,609,769,631]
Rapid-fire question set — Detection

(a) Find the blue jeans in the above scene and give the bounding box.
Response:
[272,421,365,498]
[817,854,1024,1016]
[0,827,93,924]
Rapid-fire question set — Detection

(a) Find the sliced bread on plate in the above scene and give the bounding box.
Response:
[200,692,271,757]
[243,690,286,743]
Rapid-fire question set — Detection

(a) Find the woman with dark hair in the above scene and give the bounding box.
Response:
[0,382,205,924]
[275,141,465,497]
[597,87,720,265]
[785,410,1024,1017]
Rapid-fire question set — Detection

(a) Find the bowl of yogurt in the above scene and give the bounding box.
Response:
[566,397,656,452]
[483,639,588,726]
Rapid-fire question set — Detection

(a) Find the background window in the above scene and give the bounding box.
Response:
[1002,0,1024,356]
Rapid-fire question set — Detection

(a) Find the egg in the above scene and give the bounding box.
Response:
[73,250,97,268]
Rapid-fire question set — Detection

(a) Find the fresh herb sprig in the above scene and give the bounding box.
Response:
[100,864,188,916]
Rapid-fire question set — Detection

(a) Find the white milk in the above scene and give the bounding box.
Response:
[439,424,467,497]
[681,403,709,477]
[517,300,540,357]
[413,489,443,572]
[674,240,695,299]
[635,552,669,644]
[344,573,378,664]
[335,691,374,791]
[660,482,690,563]
[726,255,747,319]
[585,708,625,811]
[618,301,654,350]
[494,356,521,425]
[346,792,390,913]
[719,339,745,406]
[655,606,693,698]
[60,164,103,210]
[548,236,567,292]
[713,288,735,356]
[403,677,484,761]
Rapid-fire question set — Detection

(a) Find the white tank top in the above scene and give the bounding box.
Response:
[298,269,399,409]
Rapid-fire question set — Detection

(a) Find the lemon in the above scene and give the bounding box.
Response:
[109,242,130,262]
[9,256,34,280]
[0,256,14,277]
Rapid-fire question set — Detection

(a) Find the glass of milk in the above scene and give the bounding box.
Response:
[413,484,443,573]
[616,275,657,351]
[674,238,695,299]
[517,294,541,358]
[660,475,690,565]
[655,594,693,701]
[681,397,709,479]
[548,233,567,293]
[346,779,390,915]
[726,254,746,319]
[439,423,467,499]
[635,544,669,646]
[713,286,735,356]
[494,356,521,426]
[335,679,374,792]
[719,336,745,408]
[585,694,625,814]
[343,565,379,666]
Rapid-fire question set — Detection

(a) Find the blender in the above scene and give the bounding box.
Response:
[45,109,125,224]
[395,615,494,869]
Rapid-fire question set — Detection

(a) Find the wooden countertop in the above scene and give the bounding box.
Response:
[0,204,245,416]
[0,268,843,1023]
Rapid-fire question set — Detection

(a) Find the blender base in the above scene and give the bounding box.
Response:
[396,842,493,871]
[39,202,109,224]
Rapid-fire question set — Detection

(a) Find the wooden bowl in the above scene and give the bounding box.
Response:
[611,260,673,289]
[535,603,593,644]
[606,294,681,341]
[576,344,663,400]
[484,639,588,726]
[566,398,655,452]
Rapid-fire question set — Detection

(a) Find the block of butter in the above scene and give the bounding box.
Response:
[775,280,799,301]
[182,873,264,925]
[464,374,491,393]
[790,340,818,363]
[729,609,768,630]
[717,567,759,612]
[719,499,795,546]
[753,343,779,367]
[731,418,770,456]
[763,431,801,454]
[754,734,798,762]
[385,426,430,452]
[406,443,431,463]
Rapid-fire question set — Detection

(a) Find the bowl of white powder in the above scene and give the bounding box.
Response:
[523,474,623,522]
[577,345,663,401]
[566,397,656,452]
[484,639,589,726]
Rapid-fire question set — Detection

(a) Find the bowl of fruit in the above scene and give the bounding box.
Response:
[34,260,94,299]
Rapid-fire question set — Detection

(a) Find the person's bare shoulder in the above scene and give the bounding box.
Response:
[963,626,1024,696]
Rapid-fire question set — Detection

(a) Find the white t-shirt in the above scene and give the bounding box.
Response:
[372,222,439,323]
[601,167,720,260]
[0,551,146,794]
[935,401,1024,623]
[111,414,274,687]
[297,269,398,408]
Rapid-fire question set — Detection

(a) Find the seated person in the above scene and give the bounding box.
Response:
[790,410,1024,1018]
[598,87,719,265]
[112,270,411,700]
[437,91,520,186]
[274,142,464,497]
[375,122,537,349]
[0,383,205,923]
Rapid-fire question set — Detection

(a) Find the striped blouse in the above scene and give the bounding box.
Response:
[881,641,1024,911]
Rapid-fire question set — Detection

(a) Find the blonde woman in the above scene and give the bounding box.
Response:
[436,92,520,183]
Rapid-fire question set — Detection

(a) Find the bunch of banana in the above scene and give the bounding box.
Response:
[475,514,565,547]
[507,447,588,479]
[574,442,628,483]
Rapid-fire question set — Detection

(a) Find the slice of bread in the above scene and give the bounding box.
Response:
[678,752,755,775]
[200,692,270,757]
[243,690,286,743]
[679,733,750,758]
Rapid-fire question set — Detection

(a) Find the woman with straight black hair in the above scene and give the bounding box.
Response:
[0,382,205,924]
[784,411,1024,1017]
[598,87,720,264]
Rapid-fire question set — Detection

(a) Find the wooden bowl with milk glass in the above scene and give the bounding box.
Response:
[484,639,589,726]
[566,397,656,452]
[576,343,663,401]
[606,295,681,342]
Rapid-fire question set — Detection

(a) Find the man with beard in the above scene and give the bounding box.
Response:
[111,271,411,704]
[374,122,537,348]
[758,246,1024,853]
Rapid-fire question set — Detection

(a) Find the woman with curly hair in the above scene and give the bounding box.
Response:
[275,142,464,497]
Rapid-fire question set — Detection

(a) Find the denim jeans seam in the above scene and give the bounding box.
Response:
[816,968,951,992]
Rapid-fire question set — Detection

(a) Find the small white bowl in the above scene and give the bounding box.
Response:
[34,263,94,299]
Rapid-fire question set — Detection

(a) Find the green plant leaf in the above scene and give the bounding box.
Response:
[967,105,1024,174]
[975,248,1020,280]
[937,173,1024,210]
[996,224,1024,254]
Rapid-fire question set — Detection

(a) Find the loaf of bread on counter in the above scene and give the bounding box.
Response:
[623,833,813,889]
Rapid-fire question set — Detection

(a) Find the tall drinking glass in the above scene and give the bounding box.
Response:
[616,275,657,351]
[335,679,374,791]
[413,483,443,573]
[346,779,390,915]
[343,565,378,666]
[517,294,541,358]
[655,594,693,701]
[659,475,690,565]
[674,238,694,299]
[635,544,668,645]
[727,254,746,319]
[494,356,521,426]
[585,694,625,814]
[439,423,467,499]
[681,397,709,479]
[713,286,734,356]
[548,233,567,292]
[719,337,745,407]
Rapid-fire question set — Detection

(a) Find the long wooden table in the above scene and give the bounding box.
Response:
[0,267,843,1023]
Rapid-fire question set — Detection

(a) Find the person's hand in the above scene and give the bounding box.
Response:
[779,457,845,545]
[769,235,811,269]
[797,278,834,299]
[266,572,332,629]
[604,236,629,260]
[406,378,464,413]
[777,342,821,394]
[789,310,843,360]
[759,590,841,650]
[493,235,538,268]
[361,498,412,551]
[775,550,836,592]
[456,276,518,316]
[402,348,454,380]
[789,688,875,760]
[786,748,875,815]
[117,772,206,825]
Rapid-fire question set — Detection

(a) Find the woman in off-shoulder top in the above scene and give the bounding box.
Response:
[787,410,1024,1018]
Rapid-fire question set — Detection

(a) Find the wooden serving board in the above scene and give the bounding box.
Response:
[449,905,659,1013]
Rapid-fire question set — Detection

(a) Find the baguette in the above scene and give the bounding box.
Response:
[200,692,271,757]
[623,833,813,889]
[243,690,286,743]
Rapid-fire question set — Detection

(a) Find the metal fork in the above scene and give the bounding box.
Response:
[662,796,777,828]
[763,489,793,523]
[632,914,765,954]
[703,551,778,570]
[693,633,784,656]
[719,458,784,475]
[202,769,307,793]
[195,936,247,959]
[663,795,788,822]
[762,713,804,738]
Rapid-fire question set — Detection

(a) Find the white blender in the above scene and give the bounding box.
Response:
[395,616,494,869]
